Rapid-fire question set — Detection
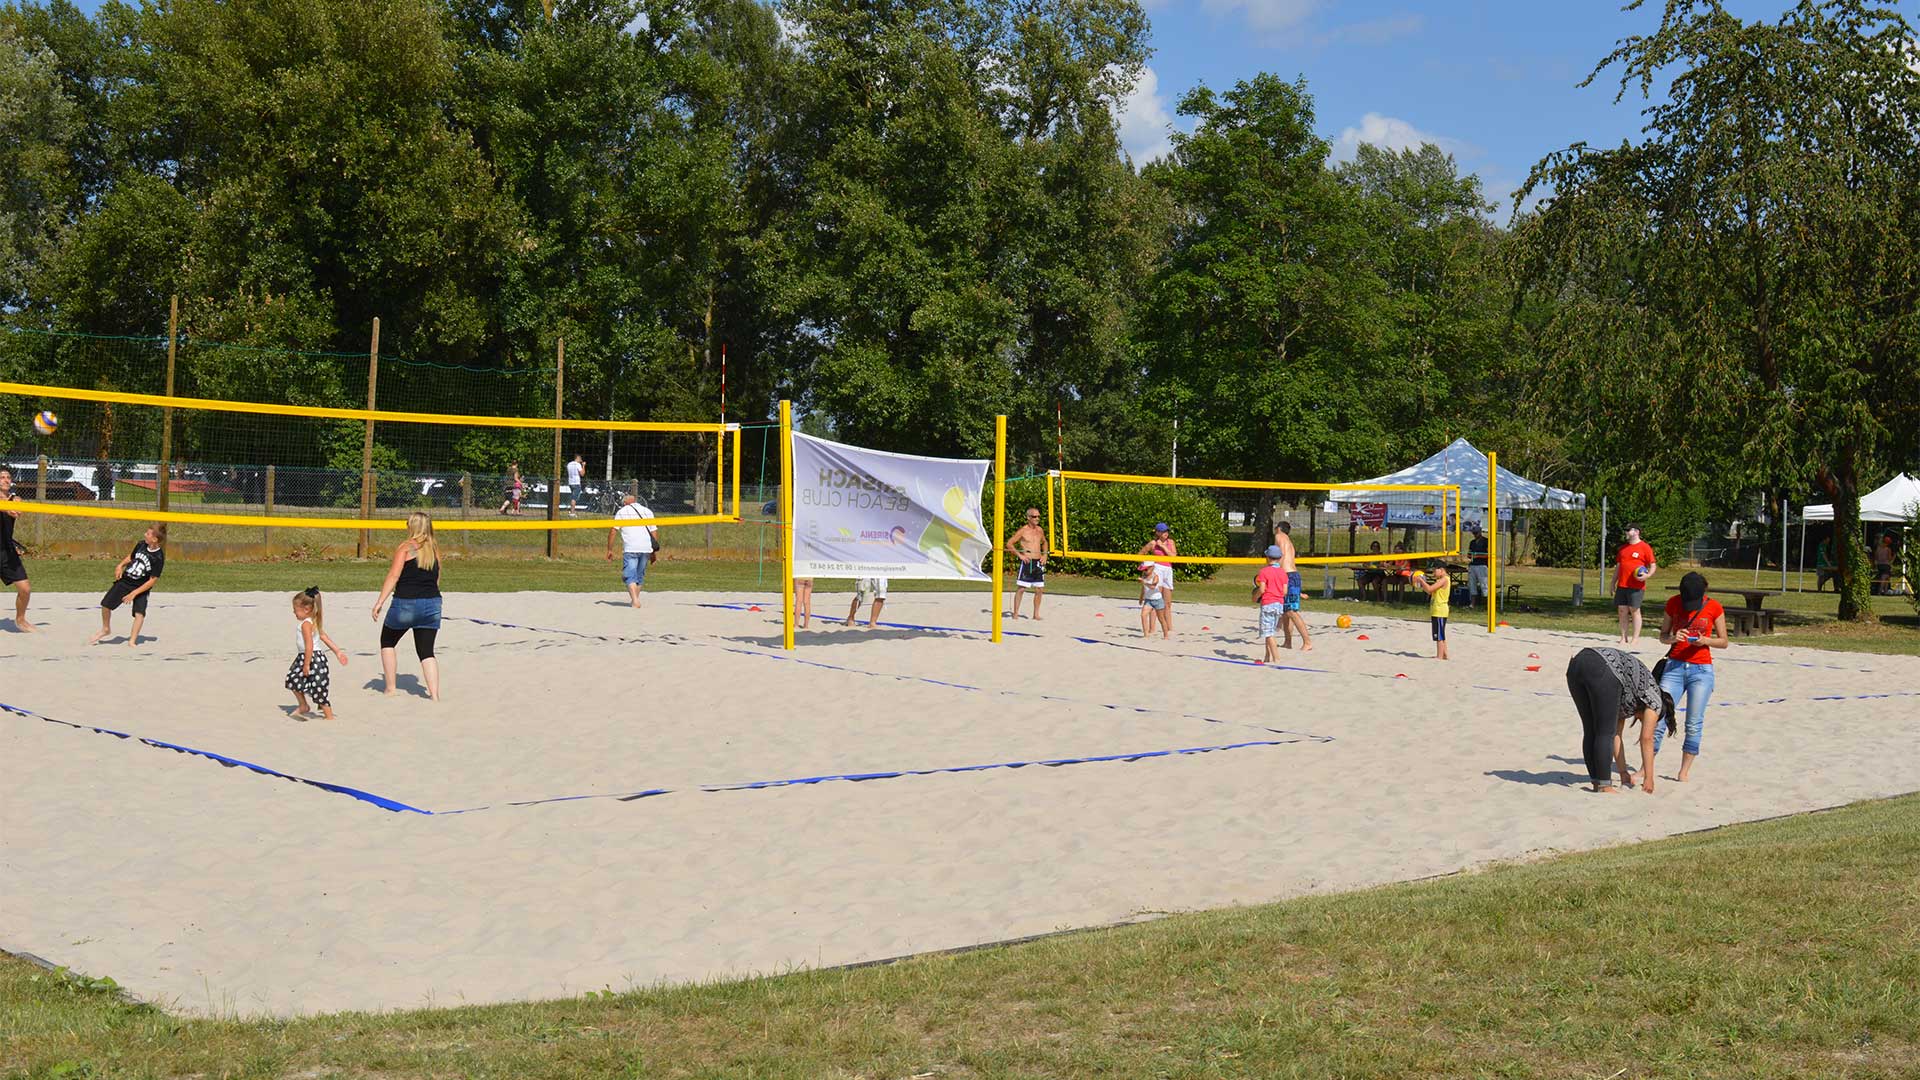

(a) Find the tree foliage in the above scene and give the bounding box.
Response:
[1513,0,1920,619]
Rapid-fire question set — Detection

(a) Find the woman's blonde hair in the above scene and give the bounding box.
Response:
[406,511,438,572]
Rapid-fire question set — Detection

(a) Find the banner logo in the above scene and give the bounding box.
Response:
[791,432,990,580]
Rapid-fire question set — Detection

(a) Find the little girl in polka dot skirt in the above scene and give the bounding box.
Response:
[287,587,349,720]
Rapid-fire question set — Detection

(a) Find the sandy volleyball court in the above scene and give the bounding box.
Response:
[3,588,1917,1016]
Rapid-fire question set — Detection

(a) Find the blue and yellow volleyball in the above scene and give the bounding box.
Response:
[32,410,59,436]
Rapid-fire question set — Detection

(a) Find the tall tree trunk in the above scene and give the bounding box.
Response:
[1833,450,1876,623]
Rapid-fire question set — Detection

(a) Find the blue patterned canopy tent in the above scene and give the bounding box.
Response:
[1330,438,1586,511]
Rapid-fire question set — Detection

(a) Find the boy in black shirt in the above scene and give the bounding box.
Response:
[93,524,166,647]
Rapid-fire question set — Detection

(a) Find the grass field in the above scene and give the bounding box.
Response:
[17,553,1920,655]
[6,791,1917,1078]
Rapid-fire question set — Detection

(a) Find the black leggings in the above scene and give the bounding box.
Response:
[1566,649,1622,787]
[379,624,437,661]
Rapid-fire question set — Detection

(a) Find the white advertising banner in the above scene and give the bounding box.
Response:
[790,432,992,580]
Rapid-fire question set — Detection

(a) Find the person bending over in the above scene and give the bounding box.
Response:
[1565,646,1675,793]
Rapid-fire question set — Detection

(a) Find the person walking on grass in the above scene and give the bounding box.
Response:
[606,494,658,609]
[498,461,523,516]
[286,588,348,721]
[1613,523,1657,644]
[1411,560,1451,660]
[1655,571,1728,783]
[1006,506,1047,620]
[1270,521,1311,651]
[90,523,165,647]
[1873,534,1895,596]
[0,468,34,632]
[1252,545,1288,664]
[371,511,444,702]
[565,453,586,515]
[1565,646,1675,794]
[1138,523,1177,632]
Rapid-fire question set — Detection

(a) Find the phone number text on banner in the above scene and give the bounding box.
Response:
[791,432,991,581]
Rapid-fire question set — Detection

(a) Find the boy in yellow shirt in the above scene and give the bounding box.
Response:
[1411,560,1451,660]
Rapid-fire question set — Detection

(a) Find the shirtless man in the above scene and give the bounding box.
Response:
[1006,506,1047,619]
[1271,520,1312,651]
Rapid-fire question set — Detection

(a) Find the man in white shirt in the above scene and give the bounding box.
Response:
[565,454,586,515]
[605,494,658,608]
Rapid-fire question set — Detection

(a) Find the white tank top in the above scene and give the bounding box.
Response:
[295,616,314,650]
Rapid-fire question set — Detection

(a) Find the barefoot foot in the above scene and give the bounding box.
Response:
[88,631,108,645]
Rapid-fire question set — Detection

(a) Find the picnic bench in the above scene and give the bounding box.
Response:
[1669,585,1778,636]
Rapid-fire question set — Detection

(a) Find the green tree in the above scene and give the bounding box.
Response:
[1512,0,1920,621]
[0,21,78,309]
[1143,75,1399,487]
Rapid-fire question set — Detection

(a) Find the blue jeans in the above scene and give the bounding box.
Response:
[1656,660,1715,756]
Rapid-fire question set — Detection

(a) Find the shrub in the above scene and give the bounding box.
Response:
[986,476,1227,581]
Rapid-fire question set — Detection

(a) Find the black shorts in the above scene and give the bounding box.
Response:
[1017,559,1045,588]
[101,579,151,615]
[1613,586,1645,610]
[0,553,25,586]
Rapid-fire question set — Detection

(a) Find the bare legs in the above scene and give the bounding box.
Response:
[381,645,441,702]
[11,580,32,632]
[1617,604,1643,645]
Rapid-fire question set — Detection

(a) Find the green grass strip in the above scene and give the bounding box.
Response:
[5,793,1918,1078]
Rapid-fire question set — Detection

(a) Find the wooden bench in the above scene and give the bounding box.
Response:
[1721,607,1776,637]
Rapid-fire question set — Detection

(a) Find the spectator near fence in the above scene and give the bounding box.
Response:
[1467,524,1490,607]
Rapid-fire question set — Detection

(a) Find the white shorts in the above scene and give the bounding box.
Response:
[1155,565,1174,591]
[856,577,889,601]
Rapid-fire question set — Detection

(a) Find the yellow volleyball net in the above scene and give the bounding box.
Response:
[1,380,741,557]
[1045,469,1463,569]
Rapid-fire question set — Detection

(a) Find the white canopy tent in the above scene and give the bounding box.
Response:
[1802,474,1920,523]
[1330,438,1587,512]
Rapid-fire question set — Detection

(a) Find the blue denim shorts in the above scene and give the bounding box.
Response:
[384,595,442,631]
[622,551,650,586]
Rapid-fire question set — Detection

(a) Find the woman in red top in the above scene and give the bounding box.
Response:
[1655,571,1729,782]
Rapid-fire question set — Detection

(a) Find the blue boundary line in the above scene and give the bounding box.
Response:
[5,697,1317,817]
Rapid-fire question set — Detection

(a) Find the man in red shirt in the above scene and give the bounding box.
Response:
[1614,524,1658,645]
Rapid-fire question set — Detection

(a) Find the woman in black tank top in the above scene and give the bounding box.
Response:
[372,511,444,701]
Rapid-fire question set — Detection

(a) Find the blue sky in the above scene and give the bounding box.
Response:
[1118,0,1843,214]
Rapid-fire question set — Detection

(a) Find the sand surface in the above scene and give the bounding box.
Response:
[3,588,1917,1017]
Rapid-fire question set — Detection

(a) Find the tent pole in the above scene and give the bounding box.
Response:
[1798,504,1808,592]
[1599,496,1608,585]
[1780,498,1788,594]
[1575,497,1587,606]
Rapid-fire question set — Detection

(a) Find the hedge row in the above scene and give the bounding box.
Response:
[987,476,1227,581]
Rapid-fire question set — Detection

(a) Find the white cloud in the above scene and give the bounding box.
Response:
[1329,112,1478,164]
[1199,0,1318,39]
[1320,13,1424,46]
[1114,65,1178,164]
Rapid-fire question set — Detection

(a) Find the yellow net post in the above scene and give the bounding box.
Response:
[780,399,795,651]
[1044,470,1057,555]
[158,295,178,512]
[991,414,1006,643]
[730,423,742,519]
[546,337,563,559]
[1488,451,1499,634]
[357,317,379,559]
